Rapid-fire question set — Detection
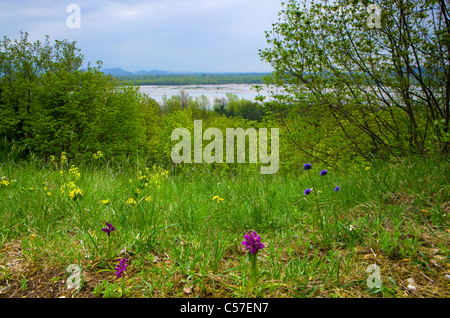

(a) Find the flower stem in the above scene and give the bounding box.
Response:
[307,171,323,233]
[120,276,126,297]
[248,252,258,286]
[107,235,111,260]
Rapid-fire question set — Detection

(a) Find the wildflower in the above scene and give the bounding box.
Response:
[365,167,371,171]
[47,192,52,196]
[334,186,341,192]
[320,170,327,176]
[242,231,265,255]
[60,181,76,194]
[30,234,36,240]
[102,222,115,236]
[60,152,68,165]
[101,199,110,204]
[0,179,10,187]
[92,151,103,159]
[242,231,265,286]
[69,165,81,180]
[303,163,312,170]
[212,195,224,203]
[126,197,137,206]
[145,196,152,202]
[140,166,169,189]
[69,188,83,200]
[303,188,312,195]
[115,258,128,278]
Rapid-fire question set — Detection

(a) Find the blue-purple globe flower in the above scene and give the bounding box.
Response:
[320,170,328,176]
[242,231,265,255]
[334,186,341,192]
[303,163,312,170]
[115,258,128,278]
[304,188,312,195]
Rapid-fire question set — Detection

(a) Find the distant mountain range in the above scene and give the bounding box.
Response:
[101,67,183,76]
[101,67,268,77]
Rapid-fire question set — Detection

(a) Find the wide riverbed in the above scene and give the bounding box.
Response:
[139,84,272,106]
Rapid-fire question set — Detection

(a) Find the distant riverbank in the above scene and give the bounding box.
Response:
[117,73,269,86]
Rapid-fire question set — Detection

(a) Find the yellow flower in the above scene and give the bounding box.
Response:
[0,180,10,187]
[60,181,77,194]
[30,234,36,240]
[47,192,52,196]
[69,165,81,180]
[69,188,83,200]
[140,166,169,189]
[60,152,68,165]
[212,195,224,203]
[145,196,152,202]
[101,199,110,204]
[420,209,429,214]
[365,167,371,171]
[126,197,137,206]
[92,151,103,159]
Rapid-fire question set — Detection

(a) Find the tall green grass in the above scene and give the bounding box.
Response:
[0,153,449,297]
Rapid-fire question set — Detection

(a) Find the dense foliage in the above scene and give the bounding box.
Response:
[2,0,449,172]
[259,0,450,166]
[0,32,158,161]
[0,34,271,170]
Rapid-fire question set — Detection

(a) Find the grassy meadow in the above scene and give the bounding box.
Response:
[0,151,449,298]
[1,0,450,302]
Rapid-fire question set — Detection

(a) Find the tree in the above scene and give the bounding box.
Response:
[0,32,149,160]
[0,32,83,143]
[212,93,264,121]
[259,0,450,163]
[179,88,190,109]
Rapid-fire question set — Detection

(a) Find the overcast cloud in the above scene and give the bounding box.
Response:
[0,0,283,72]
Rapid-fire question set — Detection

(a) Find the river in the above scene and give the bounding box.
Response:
[139,84,273,106]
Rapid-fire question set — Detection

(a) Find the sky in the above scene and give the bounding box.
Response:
[0,0,284,73]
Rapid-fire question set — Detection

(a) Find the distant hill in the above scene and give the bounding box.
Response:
[102,67,198,76]
[101,67,270,77]
[102,67,135,76]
